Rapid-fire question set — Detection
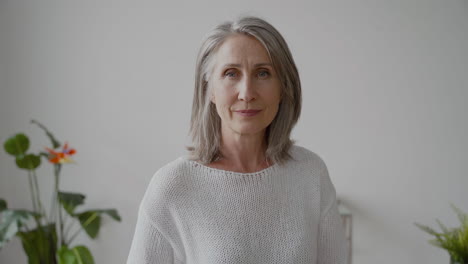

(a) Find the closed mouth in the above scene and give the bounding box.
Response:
[234,109,262,117]
[236,109,261,113]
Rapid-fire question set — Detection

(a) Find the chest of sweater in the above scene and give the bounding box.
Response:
[168,170,321,264]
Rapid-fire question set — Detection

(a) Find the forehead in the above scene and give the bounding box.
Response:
[214,34,271,64]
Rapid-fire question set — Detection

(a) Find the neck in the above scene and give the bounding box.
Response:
[216,126,271,173]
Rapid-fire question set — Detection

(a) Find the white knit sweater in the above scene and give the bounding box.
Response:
[127,145,348,264]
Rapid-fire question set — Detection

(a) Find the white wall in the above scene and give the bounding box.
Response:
[1,1,467,263]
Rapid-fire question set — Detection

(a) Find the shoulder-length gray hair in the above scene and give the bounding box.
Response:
[187,16,302,165]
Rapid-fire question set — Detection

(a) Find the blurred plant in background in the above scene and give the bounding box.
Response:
[414,204,468,264]
[0,120,121,264]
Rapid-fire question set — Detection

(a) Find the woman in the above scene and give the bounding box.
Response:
[127,16,348,264]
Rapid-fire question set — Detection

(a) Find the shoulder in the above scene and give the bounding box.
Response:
[151,156,192,184]
[140,157,192,210]
[288,144,328,172]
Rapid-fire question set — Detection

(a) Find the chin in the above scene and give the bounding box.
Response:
[233,125,268,136]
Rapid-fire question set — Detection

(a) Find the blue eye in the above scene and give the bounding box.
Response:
[224,70,237,78]
[258,70,270,78]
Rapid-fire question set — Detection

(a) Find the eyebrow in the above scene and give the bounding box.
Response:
[222,63,273,68]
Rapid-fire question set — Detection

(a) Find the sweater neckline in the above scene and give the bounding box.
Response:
[182,156,279,177]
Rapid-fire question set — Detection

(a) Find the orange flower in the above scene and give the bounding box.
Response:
[45,142,76,164]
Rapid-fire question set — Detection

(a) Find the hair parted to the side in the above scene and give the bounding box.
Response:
[187,16,302,165]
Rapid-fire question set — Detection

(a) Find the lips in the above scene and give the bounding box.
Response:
[235,109,261,117]
[237,110,261,113]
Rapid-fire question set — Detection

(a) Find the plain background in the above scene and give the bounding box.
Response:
[1,1,467,263]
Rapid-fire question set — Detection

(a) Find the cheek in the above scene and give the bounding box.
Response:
[267,103,280,121]
[212,92,233,118]
[264,87,282,105]
[264,88,282,119]
[214,87,237,106]
[273,83,282,101]
[215,102,228,113]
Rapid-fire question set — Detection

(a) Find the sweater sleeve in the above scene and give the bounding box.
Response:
[127,207,174,264]
[317,165,349,264]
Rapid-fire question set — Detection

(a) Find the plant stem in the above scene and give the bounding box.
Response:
[61,209,72,242]
[55,164,65,246]
[27,167,48,263]
[48,193,56,224]
[32,169,46,225]
[55,166,62,245]
[63,218,76,243]
[49,166,59,224]
[48,164,61,249]
[27,170,38,212]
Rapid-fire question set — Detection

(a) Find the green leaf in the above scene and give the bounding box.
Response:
[4,133,29,156]
[414,222,441,237]
[58,192,86,215]
[0,209,37,249]
[75,209,121,239]
[76,211,101,239]
[0,199,7,212]
[436,219,450,233]
[17,223,57,264]
[15,154,41,170]
[57,245,95,264]
[98,209,122,222]
[0,215,20,249]
[415,205,468,262]
[451,203,468,226]
[31,119,61,149]
[57,245,76,264]
[71,246,94,264]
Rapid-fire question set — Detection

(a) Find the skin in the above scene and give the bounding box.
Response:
[207,33,282,173]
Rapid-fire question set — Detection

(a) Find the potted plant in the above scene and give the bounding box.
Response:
[0,120,121,264]
[414,204,468,264]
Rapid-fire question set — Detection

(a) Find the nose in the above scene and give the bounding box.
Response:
[237,76,256,102]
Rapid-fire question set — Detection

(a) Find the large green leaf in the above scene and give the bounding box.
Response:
[58,192,86,215]
[0,199,6,212]
[17,223,57,264]
[71,246,94,264]
[31,119,61,149]
[76,211,101,239]
[16,154,41,170]
[4,133,29,156]
[75,209,121,239]
[0,209,37,249]
[57,245,94,264]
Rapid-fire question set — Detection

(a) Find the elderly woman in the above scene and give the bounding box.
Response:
[127,16,348,264]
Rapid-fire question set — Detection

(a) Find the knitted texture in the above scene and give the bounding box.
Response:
[127,145,348,264]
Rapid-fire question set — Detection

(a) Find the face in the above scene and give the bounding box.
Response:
[208,34,282,139]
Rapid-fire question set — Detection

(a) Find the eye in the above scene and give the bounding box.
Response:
[257,69,271,78]
[224,69,238,78]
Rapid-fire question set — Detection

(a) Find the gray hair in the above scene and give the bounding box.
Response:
[187,16,302,165]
